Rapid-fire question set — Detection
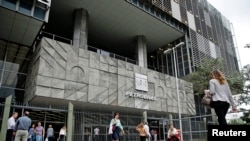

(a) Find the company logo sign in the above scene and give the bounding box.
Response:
[135,73,148,92]
[125,91,156,101]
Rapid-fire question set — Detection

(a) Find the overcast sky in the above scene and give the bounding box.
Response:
[207,0,250,69]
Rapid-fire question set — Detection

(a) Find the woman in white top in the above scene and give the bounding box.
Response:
[58,126,66,141]
[109,112,124,141]
[167,124,179,141]
[209,70,237,125]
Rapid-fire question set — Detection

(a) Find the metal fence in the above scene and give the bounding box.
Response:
[2,101,240,141]
[169,114,218,141]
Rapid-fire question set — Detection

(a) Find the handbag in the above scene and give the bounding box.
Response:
[201,90,212,109]
[108,124,113,134]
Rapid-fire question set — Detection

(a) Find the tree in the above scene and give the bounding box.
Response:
[183,58,244,96]
[240,111,250,125]
[228,118,245,125]
[238,65,250,105]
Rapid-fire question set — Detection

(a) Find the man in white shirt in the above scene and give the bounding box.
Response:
[94,127,100,141]
[6,112,18,141]
[167,124,179,141]
[144,122,150,141]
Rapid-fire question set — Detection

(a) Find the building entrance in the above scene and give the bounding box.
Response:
[148,118,168,141]
[3,104,68,141]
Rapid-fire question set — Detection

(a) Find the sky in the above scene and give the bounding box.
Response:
[207,0,250,69]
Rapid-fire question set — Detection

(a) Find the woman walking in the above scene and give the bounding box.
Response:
[136,123,147,141]
[28,124,36,141]
[58,125,66,141]
[209,70,237,125]
[35,122,44,141]
[109,112,124,141]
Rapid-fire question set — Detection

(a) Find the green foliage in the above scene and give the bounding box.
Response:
[228,119,245,125]
[237,65,250,105]
[184,58,244,96]
[240,111,250,124]
[184,58,224,95]
[227,71,244,95]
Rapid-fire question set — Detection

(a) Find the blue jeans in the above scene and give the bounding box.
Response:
[36,135,43,141]
[29,135,36,141]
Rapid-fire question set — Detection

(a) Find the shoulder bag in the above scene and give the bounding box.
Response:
[201,90,213,109]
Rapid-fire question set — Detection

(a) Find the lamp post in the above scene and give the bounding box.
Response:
[164,42,185,141]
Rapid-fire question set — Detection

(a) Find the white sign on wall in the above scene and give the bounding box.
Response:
[135,73,148,92]
[125,91,156,101]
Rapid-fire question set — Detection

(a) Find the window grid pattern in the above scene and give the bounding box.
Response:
[209,15,218,44]
[185,0,193,13]
[152,0,172,15]
[0,40,30,103]
[190,29,200,67]
[179,0,186,9]
[180,4,188,24]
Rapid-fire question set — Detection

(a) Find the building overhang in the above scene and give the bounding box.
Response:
[46,0,185,55]
[0,6,44,46]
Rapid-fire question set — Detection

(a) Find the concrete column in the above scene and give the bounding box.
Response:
[136,35,147,67]
[143,111,147,123]
[169,113,173,124]
[73,8,88,49]
[66,102,74,141]
[0,95,12,140]
[211,109,217,124]
[142,111,149,141]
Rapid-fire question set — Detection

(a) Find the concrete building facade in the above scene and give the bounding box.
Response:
[0,0,239,141]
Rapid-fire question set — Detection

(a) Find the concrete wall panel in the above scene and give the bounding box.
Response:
[25,38,196,115]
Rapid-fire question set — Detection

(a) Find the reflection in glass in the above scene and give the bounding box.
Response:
[2,71,18,88]
[0,70,2,84]
[18,0,33,15]
[4,61,20,72]
[0,87,24,103]
[2,71,26,89]
[2,0,17,10]
[34,6,46,20]
[0,60,4,69]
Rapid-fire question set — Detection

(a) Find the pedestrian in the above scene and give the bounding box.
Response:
[209,70,237,125]
[6,112,18,141]
[109,112,125,141]
[35,121,45,141]
[150,129,154,141]
[58,125,66,141]
[46,125,54,141]
[167,124,179,141]
[143,122,150,141]
[28,124,36,141]
[153,129,157,141]
[14,111,31,141]
[94,127,100,141]
[136,123,147,141]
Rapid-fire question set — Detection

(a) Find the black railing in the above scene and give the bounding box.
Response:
[34,32,138,65]
[88,45,137,65]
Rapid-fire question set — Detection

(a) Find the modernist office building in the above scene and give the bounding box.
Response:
[0,0,238,141]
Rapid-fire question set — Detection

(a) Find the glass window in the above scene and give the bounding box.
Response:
[5,57,29,73]
[0,70,2,83]
[2,71,18,88]
[2,71,27,89]
[185,68,190,75]
[0,60,4,69]
[18,0,33,16]
[2,0,17,10]
[0,87,14,98]
[0,87,24,103]
[34,6,46,20]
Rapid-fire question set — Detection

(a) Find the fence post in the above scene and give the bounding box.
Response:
[67,102,74,141]
[188,117,193,141]
[203,117,207,141]
[0,95,12,141]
